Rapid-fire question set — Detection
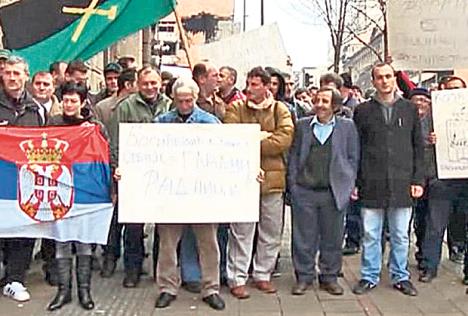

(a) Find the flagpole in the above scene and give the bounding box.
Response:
[172,5,193,70]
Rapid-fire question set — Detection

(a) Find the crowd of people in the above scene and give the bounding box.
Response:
[0,47,467,312]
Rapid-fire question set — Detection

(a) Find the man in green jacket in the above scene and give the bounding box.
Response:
[108,65,172,288]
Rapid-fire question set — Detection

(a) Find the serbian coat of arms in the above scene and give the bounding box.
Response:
[17,133,74,221]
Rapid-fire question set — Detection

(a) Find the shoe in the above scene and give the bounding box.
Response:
[47,258,72,311]
[100,257,117,278]
[155,292,176,308]
[182,281,201,294]
[230,285,250,299]
[352,279,376,295]
[76,256,95,310]
[202,293,225,310]
[320,282,344,295]
[463,275,468,286]
[393,280,418,296]
[3,281,31,302]
[291,282,313,295]
[123,270,140,288]
[419,270,436,283]
[342,246,360,256]
[254,280,277,293]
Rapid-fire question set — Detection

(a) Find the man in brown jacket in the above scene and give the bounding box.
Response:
[224,66,294,299]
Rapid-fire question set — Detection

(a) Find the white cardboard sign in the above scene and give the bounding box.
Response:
[432,88,468,179]
[118,123,261,223]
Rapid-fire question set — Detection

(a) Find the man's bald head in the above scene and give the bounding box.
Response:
[192,62,219,95]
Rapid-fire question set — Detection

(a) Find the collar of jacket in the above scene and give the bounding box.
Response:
[135,92,167,107]
[246,91,275,110]
[372,91,402,107]
[0,88,38,112]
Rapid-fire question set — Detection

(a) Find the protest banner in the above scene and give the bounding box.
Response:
[388,0,468,70]
[0,125,113,244]
[194,23,290,87]
[118,124,261,223]
[432,88,468,179]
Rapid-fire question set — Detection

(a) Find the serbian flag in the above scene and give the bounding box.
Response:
[0,124,113,244]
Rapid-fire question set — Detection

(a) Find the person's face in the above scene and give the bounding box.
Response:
[66,70,88,86]
[446,79,465,90]
[204,67,220,94]
[160,79,170,94]
[174,92,195,114]
[2,62,28,96]
[270,76,279,96]
[218,68,233,92]
[296,91,311,103]
[104,71,119,93]
[410,95,431,118]
[247,76,268,102]
[62,92,83,117]
[285,78,294,98]
[372,65,396,95]
[32,73,54,101]
[314,90,334,123]
[352,88,363,100]
[125,80,138,94]
[308,88,318,100]
[138,70,160,100]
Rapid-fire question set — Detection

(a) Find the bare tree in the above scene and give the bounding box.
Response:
[308,0,353,73]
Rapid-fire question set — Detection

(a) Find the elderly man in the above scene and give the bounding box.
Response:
[225,66,294,299]
[352,63,424,296]
[288,87,359,296]
[153,77,225,311]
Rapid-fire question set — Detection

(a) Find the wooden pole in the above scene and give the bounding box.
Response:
[173,5,193,70]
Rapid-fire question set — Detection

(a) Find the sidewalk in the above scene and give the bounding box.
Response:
[1,212,468,316]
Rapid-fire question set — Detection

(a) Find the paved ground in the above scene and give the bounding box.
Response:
[2,212,468,316]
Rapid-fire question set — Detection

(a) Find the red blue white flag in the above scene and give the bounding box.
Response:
[0,124,113,244]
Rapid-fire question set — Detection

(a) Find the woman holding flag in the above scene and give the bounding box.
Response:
[46,82,109,311]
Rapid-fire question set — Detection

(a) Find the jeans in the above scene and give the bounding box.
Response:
[361,207,412,285]
[180,227,201,283]
[217,224,229,283]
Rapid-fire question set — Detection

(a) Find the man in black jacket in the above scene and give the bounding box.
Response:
[352,63,424,297]
[0,56,45,302]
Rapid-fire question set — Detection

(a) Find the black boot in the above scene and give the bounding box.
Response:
[47,258,72,311]
[76,255,95,310]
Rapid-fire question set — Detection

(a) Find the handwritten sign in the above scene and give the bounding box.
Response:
[118,124,261,223]
[388,0,468,69]
[433,89,468,179]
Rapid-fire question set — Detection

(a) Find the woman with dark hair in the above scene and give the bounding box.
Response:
[47,82,108,311]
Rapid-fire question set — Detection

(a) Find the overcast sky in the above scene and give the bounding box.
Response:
[233,0,329,70]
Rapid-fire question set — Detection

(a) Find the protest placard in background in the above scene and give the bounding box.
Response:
[388,0,468,70]
[118,124,260,223]
[194,23,290,88]
[432,88,468,179]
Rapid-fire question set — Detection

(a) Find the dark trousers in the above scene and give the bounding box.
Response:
[448,211,466,254]
[217,224,229,282]
[123,224,145,272]
[291,187,344,284]
[413,198,428,264]
[422,180,468,273]
[40,239,56,263]
[103,204,124,260]
[3,238,35,283]
[344,200,362,248]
